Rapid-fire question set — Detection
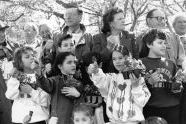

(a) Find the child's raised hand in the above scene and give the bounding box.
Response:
[45,63,52,73]
[87,61,99,75]
[61,87,80,97]
[20,84,33,94]
[129,73,140,87]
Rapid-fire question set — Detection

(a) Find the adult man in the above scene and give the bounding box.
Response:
[55,7,92,60]
[137,9,186,70]
[172,14,186,124]
[0,21,12,124]
[172,14,186,52]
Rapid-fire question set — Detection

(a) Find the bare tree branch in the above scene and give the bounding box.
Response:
[56,0,86,8]
[130,0,136,17]
[173,0,185,11]
[123,0,129,20]
[8,13,24,22]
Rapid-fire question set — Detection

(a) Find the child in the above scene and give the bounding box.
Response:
[72,104,94,124]
[36,52,83,124]
[79,52,105,124]
[88,44,151,124]
[57,34,75,53]
[43,34,75,77]
[140,116,168,124]
[140,29,183,124]
[5,47,50,124]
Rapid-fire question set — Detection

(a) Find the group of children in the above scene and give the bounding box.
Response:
[4,28,183,124]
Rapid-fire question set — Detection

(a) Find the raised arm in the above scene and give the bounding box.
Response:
[5,77,20,100]
[37,75,56,94]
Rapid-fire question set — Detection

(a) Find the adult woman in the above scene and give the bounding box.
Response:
[92,8,138,73]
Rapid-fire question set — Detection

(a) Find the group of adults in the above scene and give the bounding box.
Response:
[0,6,186,124]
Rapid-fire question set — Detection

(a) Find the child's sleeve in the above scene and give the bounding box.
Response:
[5,77,20,100]
[131,77,151,107]
[30,88,50,107]
[91,69,112,98]
[37,75,56,94]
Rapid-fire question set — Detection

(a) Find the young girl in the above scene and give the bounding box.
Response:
[5,47,50,124]
[140,29,183,124]
[72,104,94,124]
[88,44,151,124]
[36,52,83,124]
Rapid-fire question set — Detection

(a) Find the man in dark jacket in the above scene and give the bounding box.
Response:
[53,7,92,60]
[0,21,12,124]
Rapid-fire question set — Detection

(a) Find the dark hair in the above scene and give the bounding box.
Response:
[53,52,75,75]
[112,45,130,57]
[77,8,83,15]
[82,52,103,67]
[101,8,123,35]
[13,47,34,72]
[139,29,166,58]
[141,116,168,124]
[79,52,103,85]
[58,34,72,47]
[72,103,94,119]
[108,45,130,73]
[146,9,158,25]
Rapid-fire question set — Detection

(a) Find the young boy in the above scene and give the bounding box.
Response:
[57,34,75,53]
[140,29,183,124]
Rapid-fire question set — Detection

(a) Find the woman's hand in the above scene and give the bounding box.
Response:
[61,87,80,97]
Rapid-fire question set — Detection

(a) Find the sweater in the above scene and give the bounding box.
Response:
[91,69,150,124]
[5,74,50,123]
[141,57,181,107]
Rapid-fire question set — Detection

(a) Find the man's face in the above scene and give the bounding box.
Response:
[0,30,6,42]
[64,8,82,27]
[147,10,166,29]
[173,16,186,35]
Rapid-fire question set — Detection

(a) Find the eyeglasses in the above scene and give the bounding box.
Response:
[149,16,165,21]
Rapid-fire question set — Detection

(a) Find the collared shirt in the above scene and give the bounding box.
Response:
[67,27,85,47]
[179,34,186,54]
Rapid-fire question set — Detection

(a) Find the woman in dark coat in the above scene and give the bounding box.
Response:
[92,8,139,73]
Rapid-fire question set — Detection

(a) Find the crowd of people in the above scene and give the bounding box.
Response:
[0,6,186,124]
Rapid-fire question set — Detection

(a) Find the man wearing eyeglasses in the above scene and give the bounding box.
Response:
[0,21,12,124]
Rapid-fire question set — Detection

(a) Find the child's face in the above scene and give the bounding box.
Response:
[58,38,75,53]
[148,39,166,57]
[58,55,76,75]
[73,112,93,124]
[21,50,35,71]
[112,51,127,72]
